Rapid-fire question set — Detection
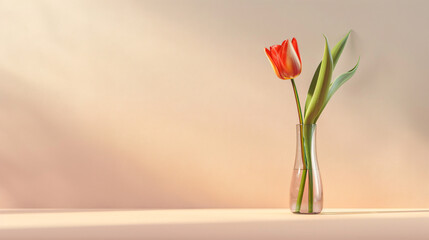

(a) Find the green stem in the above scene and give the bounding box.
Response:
[303,126,314,213]
[290,79,307,212]
[308,172,314,212]
[295,168,307,212]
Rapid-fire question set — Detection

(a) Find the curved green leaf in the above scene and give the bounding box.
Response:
[304,63,320,115]
[304,31,351,114]
[331,30,351,67]
[314,57,360,122]
[304,36,333,124]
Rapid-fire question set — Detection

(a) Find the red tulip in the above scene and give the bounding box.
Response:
[265,38,302,80]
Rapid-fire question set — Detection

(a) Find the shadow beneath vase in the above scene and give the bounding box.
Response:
[322,209,429,215]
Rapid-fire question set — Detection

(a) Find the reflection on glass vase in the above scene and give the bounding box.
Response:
[290,124,323,214]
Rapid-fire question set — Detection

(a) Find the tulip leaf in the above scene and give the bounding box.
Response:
[304,63,320,116]
[304,31,351,115]
[304,36,333,124]
[314,57,360,122]
[331,30,351,67]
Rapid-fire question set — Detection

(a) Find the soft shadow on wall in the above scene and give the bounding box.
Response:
[0,0,428,208]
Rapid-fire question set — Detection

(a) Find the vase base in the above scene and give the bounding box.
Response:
[291,211,321,214]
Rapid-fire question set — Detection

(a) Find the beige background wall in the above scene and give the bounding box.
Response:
[0,0,428,208]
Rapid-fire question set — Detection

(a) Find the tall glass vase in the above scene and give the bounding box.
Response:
[290,124,323,214]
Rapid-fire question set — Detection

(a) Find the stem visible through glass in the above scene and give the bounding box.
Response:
[290,79,307,212]
[303,126,314,213]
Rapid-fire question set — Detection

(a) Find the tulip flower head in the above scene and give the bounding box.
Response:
[265,38,302,80]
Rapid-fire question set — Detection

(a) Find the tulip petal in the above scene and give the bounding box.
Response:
[279,40,290,79]
[284,40,302,78]
[265,48,282,79]
[270,44,287,79]
[270,44,282,56]
[292,38,301,64]
[280,39,289,60]
[270,45,283,71]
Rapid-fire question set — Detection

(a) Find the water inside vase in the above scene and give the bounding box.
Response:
[290,169,323,214]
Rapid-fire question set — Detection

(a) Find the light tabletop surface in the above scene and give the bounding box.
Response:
[0,208,428,240]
